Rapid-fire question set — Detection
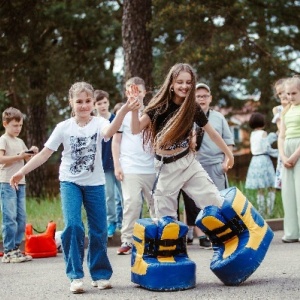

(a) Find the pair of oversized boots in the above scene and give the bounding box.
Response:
[257,191,275,217]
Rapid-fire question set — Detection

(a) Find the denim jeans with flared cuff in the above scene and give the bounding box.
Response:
[60,181,113,281]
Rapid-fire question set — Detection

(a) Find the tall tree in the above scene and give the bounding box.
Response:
[151,0,300,116]
[122,0,153,96]
[0,0,122,196]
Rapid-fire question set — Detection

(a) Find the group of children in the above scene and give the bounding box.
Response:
[245,76,300,244]
[1,63,300,294]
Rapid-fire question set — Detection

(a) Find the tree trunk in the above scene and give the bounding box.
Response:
[25,76,48,198]
[122,0,153,102]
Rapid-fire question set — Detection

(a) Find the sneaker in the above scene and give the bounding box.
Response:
[16,249,33,261]
[186,237,194,245]
[2,250,26,263]
[107,223,116,238]
[70,279,84,294]
[199,236,212,250]
[117,242,132,255]
[282,237,298,243]
[91,279,112,290]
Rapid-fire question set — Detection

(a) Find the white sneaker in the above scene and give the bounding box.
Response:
[91,280,112,290]
[16,249,33,261]
[70,279,84,294]
[1,250,26,263]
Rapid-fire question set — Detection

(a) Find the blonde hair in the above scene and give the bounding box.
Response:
[282,76,300,116]
[69,82,94,116]
[273,78,286,97]
[69,82,94,100]
[143,63,197,150]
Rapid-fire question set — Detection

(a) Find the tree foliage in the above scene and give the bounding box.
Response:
[1,0,300,196]
[151,0,300,116]
[0,0,122,196]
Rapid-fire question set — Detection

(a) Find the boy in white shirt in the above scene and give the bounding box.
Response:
[112,77,156,255]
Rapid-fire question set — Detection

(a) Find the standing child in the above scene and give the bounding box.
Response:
[0,107,38,263]
[130,63,234,220]
[245,112,278,216]
[272,78,289,190]
[112,77,156,255]
[183,82,235,248]
[113,102,125,230]
[94,90,124,238]
[10,82,134,294]
[278,76,300,243]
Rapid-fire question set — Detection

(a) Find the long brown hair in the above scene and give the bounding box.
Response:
[143,63,197,150]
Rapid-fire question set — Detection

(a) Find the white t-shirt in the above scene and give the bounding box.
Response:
[45,117,109,186]
[119,111,155,174]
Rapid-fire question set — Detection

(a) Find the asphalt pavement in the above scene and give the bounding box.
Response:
[0,230,299,300]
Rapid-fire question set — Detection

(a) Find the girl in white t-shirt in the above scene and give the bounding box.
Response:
[9,82,136,294]
[245,112,278,217]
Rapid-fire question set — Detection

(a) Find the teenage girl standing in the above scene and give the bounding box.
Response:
[278,76,300,243]
[131,63,234,219]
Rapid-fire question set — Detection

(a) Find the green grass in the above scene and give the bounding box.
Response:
[0,181,284,241]
[229,180,284,219]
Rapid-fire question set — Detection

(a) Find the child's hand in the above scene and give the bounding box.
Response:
[127,84,140,102]
[125,97,141,111]
[29,146,39,154]
[10,171,25,190]
[226,154,234,170]
[286,156,298,168]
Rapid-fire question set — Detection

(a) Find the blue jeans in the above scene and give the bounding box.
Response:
[115,185,123,227]
[0,183,26,253]
[105,170,123,226]
[60,181,113,281]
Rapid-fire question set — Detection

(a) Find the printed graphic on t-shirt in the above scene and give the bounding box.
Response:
[69,133,97,174]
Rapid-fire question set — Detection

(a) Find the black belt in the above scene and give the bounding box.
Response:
[253,153,268,156]
[155,148,190,164]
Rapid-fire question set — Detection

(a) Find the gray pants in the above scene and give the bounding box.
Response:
[154,152,222,219]
[201,163,228,191]
[282,137,300,240]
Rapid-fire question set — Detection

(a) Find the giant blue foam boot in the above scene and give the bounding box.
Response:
[195,187,274,286]
[131,217,196,291]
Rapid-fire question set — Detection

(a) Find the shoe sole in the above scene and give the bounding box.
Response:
[2,258,26,263]
[70,289,84,294]
[117,251,131,255]
[98,285,112,290]
[91,281,112,289]
[282,239,298,243]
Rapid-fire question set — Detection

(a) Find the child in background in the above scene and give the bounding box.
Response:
[183,82,235,249]
[112,77,156,255]
[272,78,289,190]
[130,63,234,221]
[10,82,135,294]
[94,90,124,238]
[112,102,125,230]
[278,76,300,243]
[0,107,38,263]
[245,112,278,217]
